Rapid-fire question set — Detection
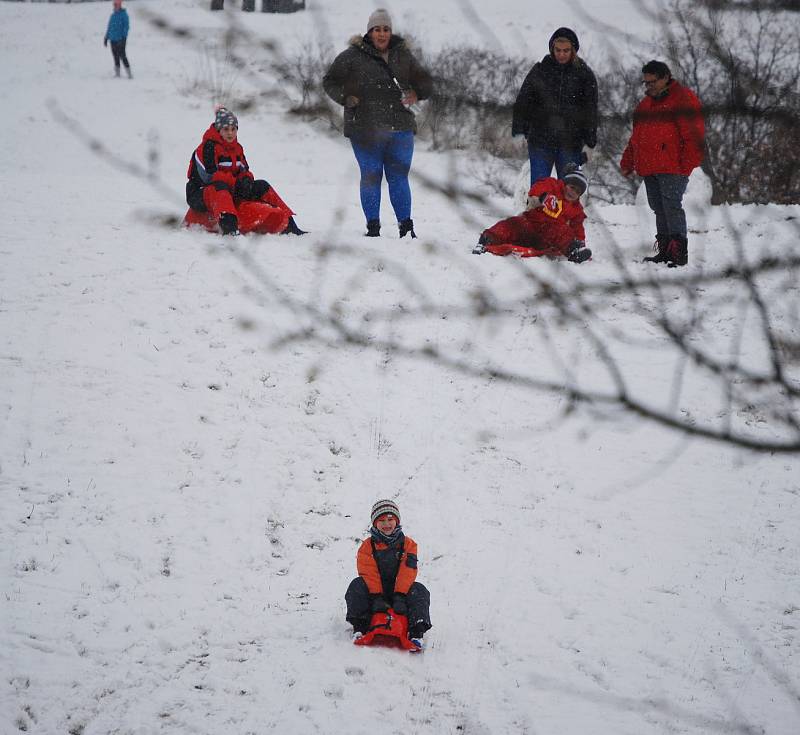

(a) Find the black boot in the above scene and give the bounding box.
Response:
[398,218,417,239]
[219,212,240,236]
[643,234,670,263]
[472,232,489,255]
[365,219,381,237]
[282,216,307,236]
[347,617,370,636]
[666,234,688,267]
[567,246,592,263]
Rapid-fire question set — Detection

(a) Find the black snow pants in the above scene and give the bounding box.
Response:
[345,576,432,636]
[110,39,130,70]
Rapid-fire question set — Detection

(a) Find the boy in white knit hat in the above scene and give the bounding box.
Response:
[344,499,432,648]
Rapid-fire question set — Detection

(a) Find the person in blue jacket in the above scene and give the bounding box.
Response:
[104,0,132,79]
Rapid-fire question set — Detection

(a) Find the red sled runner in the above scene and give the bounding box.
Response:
[354,609,422,652]
[484,243,560,258]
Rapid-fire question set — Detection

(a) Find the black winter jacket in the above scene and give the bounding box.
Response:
[323,34,433,138]
[512,54,598,151]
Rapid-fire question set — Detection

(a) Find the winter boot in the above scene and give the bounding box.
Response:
[365,219,381,237]
[472,233,489,255]
[666,234,688,267]
[567,246,592,264]
[219,212,240,236]
[115,67,121,78]
[398,218,417,239]
[282,216,307,236]
[125,66,133,79]
[348,617,369,636]
[643,234,671,263]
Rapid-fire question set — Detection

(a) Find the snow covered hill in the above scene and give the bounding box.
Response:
[1,2,799,734]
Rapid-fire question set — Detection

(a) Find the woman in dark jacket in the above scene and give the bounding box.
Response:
[512,27,597,184]
[323,9,433,238]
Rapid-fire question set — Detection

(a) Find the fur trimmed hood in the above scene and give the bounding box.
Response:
[348,33,411,53]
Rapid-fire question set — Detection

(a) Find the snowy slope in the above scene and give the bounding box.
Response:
[2,2,799,734]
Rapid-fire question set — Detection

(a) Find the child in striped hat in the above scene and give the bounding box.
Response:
[344,499,432,646]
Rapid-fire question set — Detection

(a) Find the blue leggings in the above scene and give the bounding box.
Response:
[350,130,414,223]
[528,144,584,185]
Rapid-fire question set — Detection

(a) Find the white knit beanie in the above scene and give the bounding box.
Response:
[371,499,400,525]
[367,8,392,33]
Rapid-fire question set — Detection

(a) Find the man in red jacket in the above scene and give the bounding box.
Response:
[621,60,704,267]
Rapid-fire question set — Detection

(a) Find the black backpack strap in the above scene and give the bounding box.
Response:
[370,535,406,598]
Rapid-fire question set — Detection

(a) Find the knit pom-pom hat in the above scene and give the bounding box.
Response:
[371,499,400,525]
[562,163,588,196]
[214,105,238,131]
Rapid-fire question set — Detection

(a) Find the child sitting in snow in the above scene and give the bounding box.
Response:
[345,499,432,647]
[184,107,306,236]
[473,164,591,262]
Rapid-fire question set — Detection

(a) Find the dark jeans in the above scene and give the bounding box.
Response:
[643,174,689,238]
[528,143,584,185]
[345,576,431,636]
[110,39,130,70]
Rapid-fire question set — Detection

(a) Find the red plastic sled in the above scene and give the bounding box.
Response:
[183,187,293,235]
[354,609,421,652]
[485,243,559,258]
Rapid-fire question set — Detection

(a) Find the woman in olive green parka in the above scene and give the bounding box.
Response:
[323,9,433,238]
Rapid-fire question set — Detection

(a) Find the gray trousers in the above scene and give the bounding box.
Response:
[643,174,689,238]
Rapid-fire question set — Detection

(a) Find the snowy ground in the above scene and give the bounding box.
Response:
[1,2,799,734]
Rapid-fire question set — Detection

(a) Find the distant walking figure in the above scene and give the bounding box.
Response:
[104,0,132,79]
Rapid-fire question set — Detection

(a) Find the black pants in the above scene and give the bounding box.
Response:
[110,39,130,70]
[345,576,432,636]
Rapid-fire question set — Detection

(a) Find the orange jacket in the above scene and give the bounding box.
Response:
[356,534,418,596]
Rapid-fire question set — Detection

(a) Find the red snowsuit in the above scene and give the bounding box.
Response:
[620,80,704,176]
[482,177,586,258]
[183,125,293,235]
